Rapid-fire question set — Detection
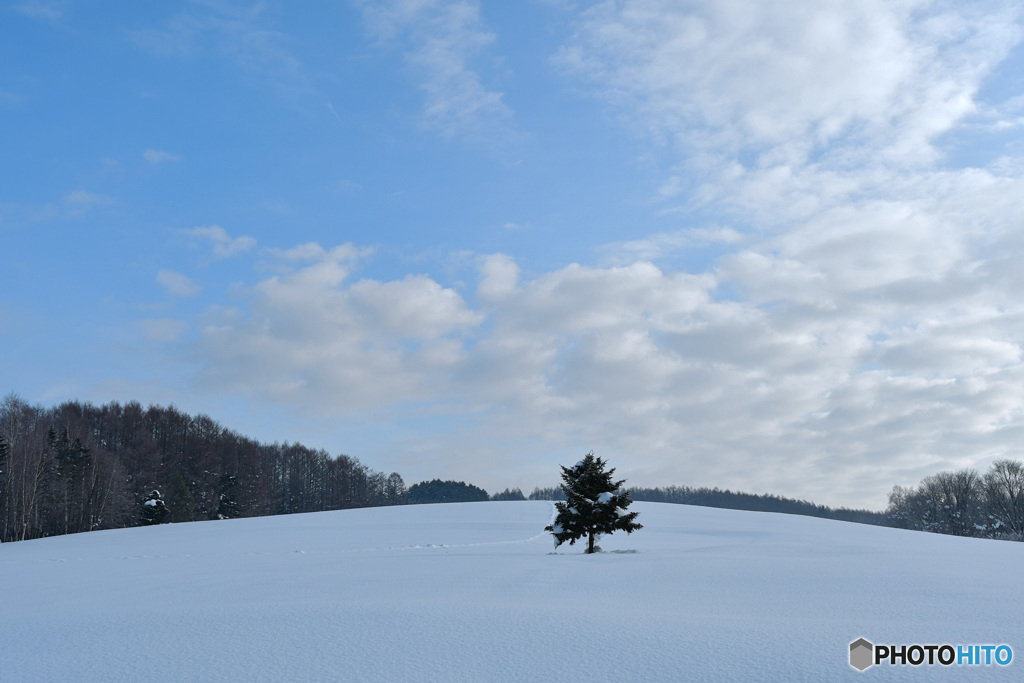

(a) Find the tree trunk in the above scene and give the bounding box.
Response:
[587,531,595,554]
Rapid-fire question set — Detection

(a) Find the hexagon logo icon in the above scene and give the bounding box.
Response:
[850,638,874,671]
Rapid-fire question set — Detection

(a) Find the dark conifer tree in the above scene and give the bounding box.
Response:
[168,475,196,523]
[47,427,93,534]
[545,452,642,553]
[217,474,241,519]
[140,489,170,525]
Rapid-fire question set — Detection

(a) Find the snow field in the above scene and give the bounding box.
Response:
[1,501,1022,681]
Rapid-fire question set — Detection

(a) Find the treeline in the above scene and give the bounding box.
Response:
[0,395,406,543]
[527,485,886,525]
[407,479,489,504]
[532,462,1024,542]
[885,460,1024,540]
[491,487,526,501]
[7,390,1022,545]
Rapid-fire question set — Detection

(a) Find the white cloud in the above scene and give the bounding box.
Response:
[156,269,201,297]
[144,149,182,165]
[266,242,370,265]
[193,242,482,411]
[477,253,519,300]
[517,2,1024,507]
[356,0,514,140]
[557,0,1022,167]
[184,225,256,258]
[170,229,1024,508]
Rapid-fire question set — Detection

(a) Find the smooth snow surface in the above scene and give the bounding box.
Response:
[2,501,1022,681]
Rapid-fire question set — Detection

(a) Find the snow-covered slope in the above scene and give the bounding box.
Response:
[1,501,1020,681]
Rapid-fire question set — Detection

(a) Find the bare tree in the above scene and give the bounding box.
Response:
[886,484,925,530]
[0,433,7,540]
[0,396,52,541]
[384,473,407,505]
[982,459,1024,538]
[918,469,984,537]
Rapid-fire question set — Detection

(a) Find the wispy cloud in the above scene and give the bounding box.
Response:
[139,318,188,342]
[356,0,514,141]
[0,88,24,104]
[144,149,182,165]
[14,1,64,22]
[129,2,306,94]
[335,178,364,194]
[62,190,114,207]
[599,227,745,263]
[184,225,256,259]
[156,269,201,297]
[64,190,112,204]
[558,0,1022,165]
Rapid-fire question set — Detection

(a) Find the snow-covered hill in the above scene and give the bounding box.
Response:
[1,501,1020,681]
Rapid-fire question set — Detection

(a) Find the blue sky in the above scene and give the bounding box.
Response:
[4,0,1024,508]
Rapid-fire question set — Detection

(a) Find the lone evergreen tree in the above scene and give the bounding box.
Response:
[545,452,642,553]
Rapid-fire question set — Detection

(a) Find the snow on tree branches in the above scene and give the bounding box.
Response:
[140,489,170,525]
[544,452,642,553]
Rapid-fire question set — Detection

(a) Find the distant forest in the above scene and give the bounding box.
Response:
[2,393,1022,543]
[532,468,1024,541]
[0,395,405,543]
